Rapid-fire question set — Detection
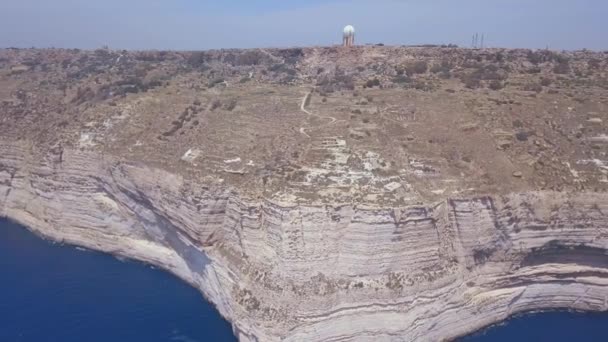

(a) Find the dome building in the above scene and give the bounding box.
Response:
[343,25,355,47]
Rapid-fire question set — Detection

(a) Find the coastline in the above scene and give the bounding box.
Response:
[4,215,608,341]
[2,140,608,341]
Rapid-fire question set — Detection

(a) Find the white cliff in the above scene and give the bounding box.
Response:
[1,140,607,341]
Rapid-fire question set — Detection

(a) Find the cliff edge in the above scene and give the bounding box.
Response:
[1,46,608,341]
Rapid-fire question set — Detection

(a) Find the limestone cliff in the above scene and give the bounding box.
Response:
[1,140,607,341]
[1,46,608,341]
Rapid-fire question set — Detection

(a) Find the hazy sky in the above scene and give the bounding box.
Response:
[1,0,606,51]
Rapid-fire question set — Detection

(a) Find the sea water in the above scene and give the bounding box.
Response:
[1,218,607,341]
[460,310,608,341]
[0,219,236,342]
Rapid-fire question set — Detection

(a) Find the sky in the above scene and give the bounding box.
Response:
[1,0,606,51]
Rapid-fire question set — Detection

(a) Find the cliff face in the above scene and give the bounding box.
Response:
[2,139,608,341]
[2,46,608,340]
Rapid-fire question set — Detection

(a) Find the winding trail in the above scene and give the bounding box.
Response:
[298,89,340,138]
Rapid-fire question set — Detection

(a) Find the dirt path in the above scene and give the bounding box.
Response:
[298,89,339,138]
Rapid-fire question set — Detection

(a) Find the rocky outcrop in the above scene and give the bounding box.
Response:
[1,139,608,341]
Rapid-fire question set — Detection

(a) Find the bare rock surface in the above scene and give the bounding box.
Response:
[1,46,608,341]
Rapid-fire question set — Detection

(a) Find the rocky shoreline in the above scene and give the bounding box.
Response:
[2,140,607,341]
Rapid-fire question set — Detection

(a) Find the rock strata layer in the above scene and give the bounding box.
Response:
[1,140,607,341]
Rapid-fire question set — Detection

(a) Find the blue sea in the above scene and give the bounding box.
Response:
[461,311,608,341]
[1,218,607,342]
[0,219,236,342]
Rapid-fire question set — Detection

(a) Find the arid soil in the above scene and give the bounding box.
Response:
[2,46,607,204]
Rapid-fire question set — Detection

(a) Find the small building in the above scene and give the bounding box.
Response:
[343,25,355,47]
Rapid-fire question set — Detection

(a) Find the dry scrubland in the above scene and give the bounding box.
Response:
[1,46,607,204]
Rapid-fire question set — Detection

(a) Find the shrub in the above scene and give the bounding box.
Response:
[438,71,451,79]
[316,71,354,92]
[208,78,224,88]
[463,76,481,89]
[187,52,208,68]
[431,61,452,79]
[274,48,304,65]
[553,60,571,74]
[461,64,507,89]
[489,80,504,90]
[523,83,543,92]
[516,131,531,141]
[540,78,552,87]
[462,60,483,69]
[392,75,411,84]
[412,80,434,91]
[406,61,428,75]
[430,60,451,74]
[224,99,237,111]
[319,83,335,94]
[492,52,505,63]
[334,72,355,90]
[526,67,542,74]
[512,120,524,128]
[210,99,222,111]
[527,50,565,65]
[478,65,505,80]
[269,63,296,76]
[236,50,265,66]
[281,73,298,84]
[71,86,95,105]
[527,51,545,64]
[365,78,381,88]
[588,58,601,70]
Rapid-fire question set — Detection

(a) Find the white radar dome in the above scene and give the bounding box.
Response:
[343,25,355,36]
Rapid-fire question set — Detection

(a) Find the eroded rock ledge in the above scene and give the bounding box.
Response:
[1,140,607,341]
